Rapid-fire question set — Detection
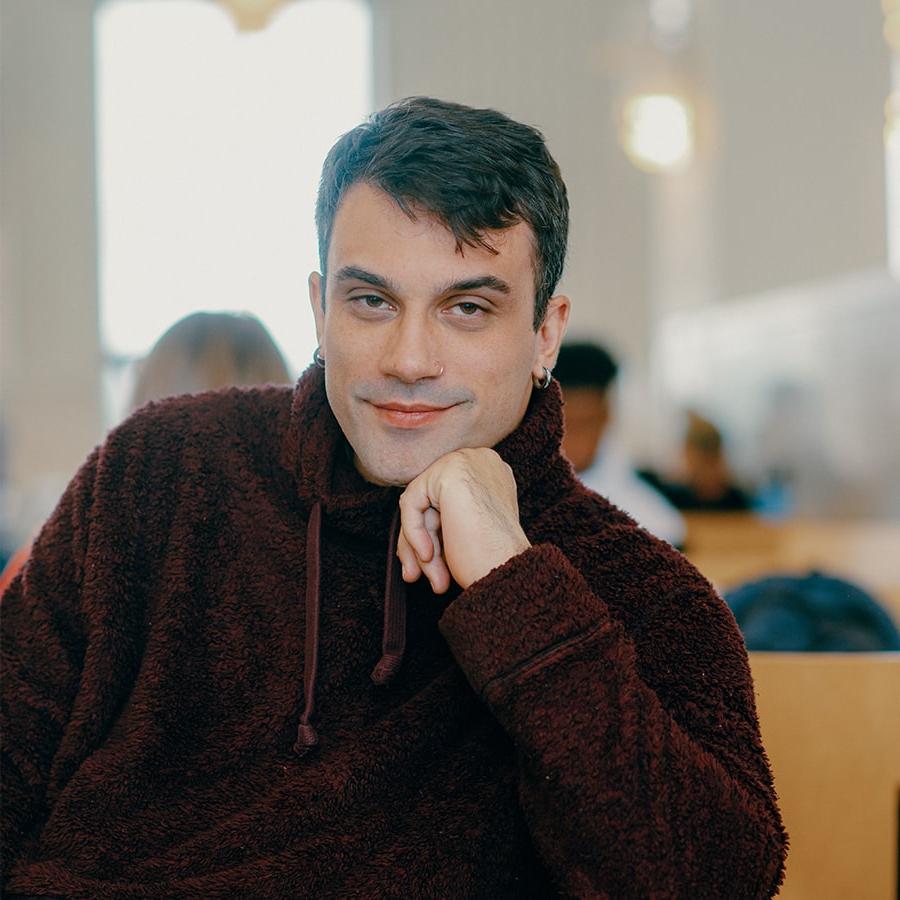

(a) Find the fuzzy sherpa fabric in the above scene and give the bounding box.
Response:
[1,368,786,898]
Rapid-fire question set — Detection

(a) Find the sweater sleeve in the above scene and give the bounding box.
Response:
[439,542,787,899]
[1,449,98,881]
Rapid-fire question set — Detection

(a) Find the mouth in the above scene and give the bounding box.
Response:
[369,402,457,429]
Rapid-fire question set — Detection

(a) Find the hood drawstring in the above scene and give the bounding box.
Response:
[371,509,407,686]
[294,503,408,755]
[294,501,323,754]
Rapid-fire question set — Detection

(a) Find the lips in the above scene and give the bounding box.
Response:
[370,402,454,429]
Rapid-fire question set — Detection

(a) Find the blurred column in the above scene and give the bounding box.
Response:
[0,0,103,540]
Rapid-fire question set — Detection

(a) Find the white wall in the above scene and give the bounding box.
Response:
[706,0,889,301]
[1,0,103,542]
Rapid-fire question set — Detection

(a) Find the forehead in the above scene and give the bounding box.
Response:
[327,182,537,288]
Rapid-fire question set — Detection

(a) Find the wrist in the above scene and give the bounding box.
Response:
[461,532,531,589]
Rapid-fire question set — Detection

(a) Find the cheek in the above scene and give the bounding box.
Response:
[469,328,536,378]
[469,354,534,428]
[323,320,376,374]
[483,345,536,391]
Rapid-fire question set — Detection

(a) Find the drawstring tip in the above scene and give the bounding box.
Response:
[371,653,403,686]
[293,722,319,755]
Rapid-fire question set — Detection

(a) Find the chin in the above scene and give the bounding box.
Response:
[354,450,434,488]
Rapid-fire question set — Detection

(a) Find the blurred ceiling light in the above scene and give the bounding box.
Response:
[217,0,286,31]
[620,93,694,173]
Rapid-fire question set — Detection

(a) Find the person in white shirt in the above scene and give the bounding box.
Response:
[555,341,686,547]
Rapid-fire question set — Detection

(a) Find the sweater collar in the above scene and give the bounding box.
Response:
[281,366,574,538]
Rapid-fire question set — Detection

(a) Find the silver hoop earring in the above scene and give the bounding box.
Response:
[534,366,552,390]
[313,346,325,369]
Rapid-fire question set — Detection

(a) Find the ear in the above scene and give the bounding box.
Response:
[533,294,570,378]
[308,271,325,344]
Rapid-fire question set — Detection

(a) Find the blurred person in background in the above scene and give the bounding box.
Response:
[129,310,292,410]
[642,410,753,512]
[555,341,685,547]
[0,311,292,593]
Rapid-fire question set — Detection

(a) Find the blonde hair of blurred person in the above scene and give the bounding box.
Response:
[130,311,292,411]
[1,312,292,595]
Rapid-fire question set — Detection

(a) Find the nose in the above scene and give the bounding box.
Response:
[379,311,444,383]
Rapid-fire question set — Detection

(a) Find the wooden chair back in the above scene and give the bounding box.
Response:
[749,652,900,899]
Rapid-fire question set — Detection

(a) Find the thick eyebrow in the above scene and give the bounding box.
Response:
[333,266,512,299]
[332,265,398,293]
[439,275,512,296]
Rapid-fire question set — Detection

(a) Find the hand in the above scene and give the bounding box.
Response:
[396,448,531,594]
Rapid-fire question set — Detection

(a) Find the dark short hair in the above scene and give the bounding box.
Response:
[553,342,619,392]
[315,97,569,329]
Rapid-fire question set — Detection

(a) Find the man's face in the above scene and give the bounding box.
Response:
[309,182,569,486]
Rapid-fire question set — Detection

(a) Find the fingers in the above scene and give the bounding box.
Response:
[397,488,452,594]
[396,530,422,583]
[395,448,529,593]
[397,528,451,593]
[420,508,450,594]
[398,479,437,563]
[423,506,441,556]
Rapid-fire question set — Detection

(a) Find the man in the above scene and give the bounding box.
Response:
[2,98,786,897]
[554,341,686,547]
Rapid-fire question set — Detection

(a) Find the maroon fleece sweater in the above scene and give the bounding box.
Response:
[1,369,786,898]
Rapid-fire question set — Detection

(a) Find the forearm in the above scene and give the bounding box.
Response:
[440,544,786,898]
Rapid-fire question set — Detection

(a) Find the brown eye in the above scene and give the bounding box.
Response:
[350,295,393,315]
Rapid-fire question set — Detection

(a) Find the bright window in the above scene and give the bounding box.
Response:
[95,0,372,405]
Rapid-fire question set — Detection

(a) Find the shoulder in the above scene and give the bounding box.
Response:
[537,480,735,650]
[553,482,754,706]
[93,384,295,499]
[122,383,293,439]
[107,384,293,458]
[580,457,686,546]
[540,479,687,566]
